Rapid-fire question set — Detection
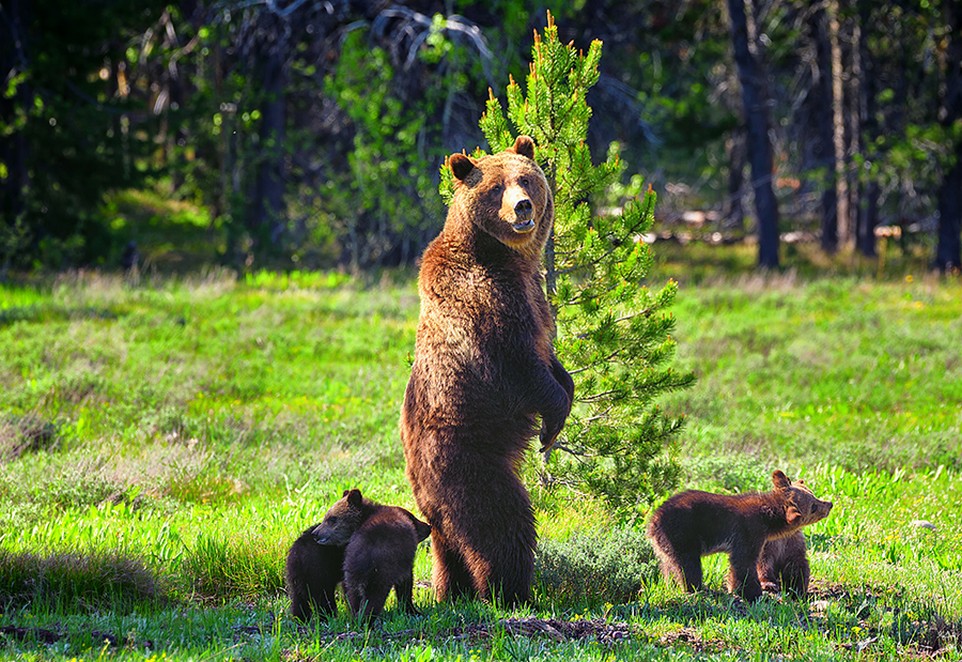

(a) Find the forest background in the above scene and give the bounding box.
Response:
[2,0,961,276]
[3,2,962,658]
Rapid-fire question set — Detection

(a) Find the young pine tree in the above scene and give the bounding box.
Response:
[458,13,695,516]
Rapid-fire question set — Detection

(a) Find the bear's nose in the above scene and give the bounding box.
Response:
[514,199,533,217]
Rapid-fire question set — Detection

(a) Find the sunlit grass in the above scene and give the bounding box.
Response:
[1,267,961,659]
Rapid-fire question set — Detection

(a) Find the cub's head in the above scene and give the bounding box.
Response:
[447,135,552,256]
[312,488,367,546]
[772,470,833,530]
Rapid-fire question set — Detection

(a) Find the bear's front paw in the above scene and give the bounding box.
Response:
[538,422,562,453]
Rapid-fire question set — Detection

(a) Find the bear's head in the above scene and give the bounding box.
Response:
[447,135,552,256]
[772,470,833,529]
[312,488,367,546]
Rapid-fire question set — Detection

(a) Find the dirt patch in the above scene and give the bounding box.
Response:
[325,616,633,646]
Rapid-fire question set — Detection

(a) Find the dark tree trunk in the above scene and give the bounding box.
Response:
[0,0,29,257]
[724,134,745,231]
[247,48,288,261]
[811,3,838,253]
[935,0,962,272]
[726,0,780,269]
[855,0,879,258]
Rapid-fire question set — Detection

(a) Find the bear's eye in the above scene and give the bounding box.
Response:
[809,504,816,514]
[490,183,504,194]
[519,177,529,187]
[327,516,338,524]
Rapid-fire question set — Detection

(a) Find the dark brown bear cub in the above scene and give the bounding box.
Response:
[646,470,832,601]
[312,489,431,619]
[285,525,345,621]
[758,530,811,596]
[402,135,573,605]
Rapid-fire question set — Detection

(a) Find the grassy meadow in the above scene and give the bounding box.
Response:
[1,252,961,660]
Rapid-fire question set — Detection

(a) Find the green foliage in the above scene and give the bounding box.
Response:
[534,526,659,605]
[322,31,445,270]
[0,550,162,612]
[477,13,695,516]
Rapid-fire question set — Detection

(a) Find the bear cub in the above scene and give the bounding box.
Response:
[758,530,811,596]
[305,488,430,619]
[646,470,832,601]
[285,524,345,621]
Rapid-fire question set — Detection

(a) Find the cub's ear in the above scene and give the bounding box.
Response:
[786,505,802,527]
[772,470,791,490]
[414,519,431,542]
[509,135,536,160]
[346,489,363,507]
[449,153,476,181]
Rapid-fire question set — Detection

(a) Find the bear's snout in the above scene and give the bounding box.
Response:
[510,199,535,233]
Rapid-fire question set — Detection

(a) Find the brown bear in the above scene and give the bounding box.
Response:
[285,525,345,621]
[312,488,431,619]
[758,530,811,596]
[401,135,574,605]
[646,470,832,601]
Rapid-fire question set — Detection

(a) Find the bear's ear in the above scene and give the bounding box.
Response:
[785,505,802,527]
[346,489,363,507]
[509,135,536,160]
[772,470,791,490]
[449,153,476,182]
[414,519,431,542]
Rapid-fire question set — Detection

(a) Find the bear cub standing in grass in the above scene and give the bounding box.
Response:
[646,470,832,601]
[757,530,811,596]
[285,524,345,621]
[286,489,430,620]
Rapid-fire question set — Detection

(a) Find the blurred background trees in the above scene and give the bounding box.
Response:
[1,0,960,274]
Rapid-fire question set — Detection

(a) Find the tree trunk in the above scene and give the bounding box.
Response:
[935,0,962,272]
[726,0,780,269]
[855,0,879,257]
[811,3,838,253]
[247,47,288,262]
[828,0,850,248]
[724,133,746,231]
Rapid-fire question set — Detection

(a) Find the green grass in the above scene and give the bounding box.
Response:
[1,265,961,660]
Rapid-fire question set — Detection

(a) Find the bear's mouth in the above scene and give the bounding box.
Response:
[511,219,535,233]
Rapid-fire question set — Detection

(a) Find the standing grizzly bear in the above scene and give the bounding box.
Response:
[401,135,574,605]
[286,489,430,620]
[758,530,811,597]
[312,488,431,618]
[646,470,832,601]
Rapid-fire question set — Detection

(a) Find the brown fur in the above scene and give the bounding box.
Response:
[401,136,574,605]
[286,489,429,620]
[646,470,832,601]
[343,506,431,618]
[285,526,345,621]
[758,530,811,596]
[312,488,430,619]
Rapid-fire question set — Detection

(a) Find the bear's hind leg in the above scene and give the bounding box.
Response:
[466,544,532,606]
[345,576,391,619]
[431,530,474,601]
[394,571,418,614]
